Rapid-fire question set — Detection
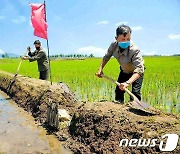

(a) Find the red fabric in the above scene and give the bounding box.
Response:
[30,3,48,40]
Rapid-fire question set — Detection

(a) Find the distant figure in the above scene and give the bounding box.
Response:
[96,25,145,103]
[21,40,49,80]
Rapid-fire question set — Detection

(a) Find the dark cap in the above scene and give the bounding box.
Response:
[116,24,132,37]
[34,40,41,44]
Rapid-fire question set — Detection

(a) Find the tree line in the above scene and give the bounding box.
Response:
[0,53,95,58]
[50,53,94,58]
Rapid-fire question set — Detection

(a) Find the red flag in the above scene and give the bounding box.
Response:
[30,3,48,40]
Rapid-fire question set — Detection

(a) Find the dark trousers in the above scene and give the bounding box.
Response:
[115,71,143,102]
[39,69,49,80]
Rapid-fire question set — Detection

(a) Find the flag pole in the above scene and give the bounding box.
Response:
[44,0,52,85]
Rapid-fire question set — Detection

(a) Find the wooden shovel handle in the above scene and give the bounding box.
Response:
[16,49,29,74]
[99,74,147,110]
[101,74,139,101]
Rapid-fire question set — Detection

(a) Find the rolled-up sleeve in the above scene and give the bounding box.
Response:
[29,51,44,62]
[132,50,144,76]
[103,42,114,62]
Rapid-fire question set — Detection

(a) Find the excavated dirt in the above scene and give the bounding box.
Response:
[0,71,179,154]
[67,102,180,153]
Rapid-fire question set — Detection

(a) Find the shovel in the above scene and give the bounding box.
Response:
[7,48,29,92]
[100,74,151,112]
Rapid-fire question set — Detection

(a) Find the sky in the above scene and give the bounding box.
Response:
[0,0,180,57]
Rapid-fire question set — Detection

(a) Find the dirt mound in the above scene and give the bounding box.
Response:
[0,71,79,123]
[66,102,179,153]
[0,71,179,154]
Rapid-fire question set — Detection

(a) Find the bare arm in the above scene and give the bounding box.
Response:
[96,42,116,77]
[96,59,108,77]
[127,73,140,84]
[119,73,141,91]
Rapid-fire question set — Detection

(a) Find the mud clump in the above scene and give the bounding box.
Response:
[69,109,120,153]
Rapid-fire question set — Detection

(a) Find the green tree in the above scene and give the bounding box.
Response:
[89,53,94,58]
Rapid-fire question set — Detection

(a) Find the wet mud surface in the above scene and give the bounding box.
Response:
[0,91,72,154]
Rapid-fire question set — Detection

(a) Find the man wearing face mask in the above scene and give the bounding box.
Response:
[21,40,49,80]
[96,25,144,103]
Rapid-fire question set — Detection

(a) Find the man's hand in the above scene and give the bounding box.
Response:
[96,70,103,78]
[21,56,28,60]
[119,82,130,90]
[27,46,31,52]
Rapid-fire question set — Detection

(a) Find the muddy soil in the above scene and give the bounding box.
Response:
[0,71,179,154]
[66,102,180,153]
[0,91,72,154]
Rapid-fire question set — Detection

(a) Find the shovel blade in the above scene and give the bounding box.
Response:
[139,101,150,108]
[130,101,149,111]
[130,101,157,115]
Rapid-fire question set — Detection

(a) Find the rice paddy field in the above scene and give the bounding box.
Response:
[0,56,179,114]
